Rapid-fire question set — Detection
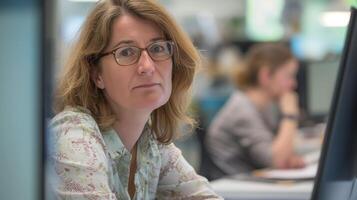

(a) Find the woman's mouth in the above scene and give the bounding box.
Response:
[132,83,160,90]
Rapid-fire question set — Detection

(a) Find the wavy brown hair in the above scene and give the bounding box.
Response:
[234,43,294,90]
[54,0,200,143]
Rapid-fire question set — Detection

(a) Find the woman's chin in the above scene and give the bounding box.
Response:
[134,98,169,111]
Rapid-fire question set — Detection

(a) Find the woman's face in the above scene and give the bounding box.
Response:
[267,59,299,98]
[95,14,172,114]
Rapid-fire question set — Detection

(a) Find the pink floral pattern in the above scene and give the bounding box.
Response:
[49,107,222,200]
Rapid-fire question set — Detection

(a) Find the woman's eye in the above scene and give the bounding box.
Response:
[150,44,165,53]
[119,47,136,57]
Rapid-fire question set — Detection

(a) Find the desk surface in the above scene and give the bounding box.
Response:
[211,178,314,200]
[209,126,322,200]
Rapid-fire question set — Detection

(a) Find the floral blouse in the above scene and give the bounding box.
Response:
[48,107,222,200]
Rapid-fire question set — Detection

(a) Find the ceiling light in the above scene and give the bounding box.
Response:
[320,11,350,27]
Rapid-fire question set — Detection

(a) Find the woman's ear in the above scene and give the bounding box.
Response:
[91,69,105,89]
[257,66,272,87]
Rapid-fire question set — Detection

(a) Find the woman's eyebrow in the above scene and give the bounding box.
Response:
[111,37,166,49]
[111,40,135,49]
[150,37,166,42]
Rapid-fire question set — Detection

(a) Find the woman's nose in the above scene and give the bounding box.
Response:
[137,50,155,75]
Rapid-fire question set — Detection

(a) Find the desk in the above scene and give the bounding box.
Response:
[211,178,314,200]
[209,125,323,200]
[210,148,319,200]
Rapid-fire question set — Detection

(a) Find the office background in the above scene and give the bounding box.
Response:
[0,0,351,199]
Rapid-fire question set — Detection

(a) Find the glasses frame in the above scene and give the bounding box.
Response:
[97,40,175,66]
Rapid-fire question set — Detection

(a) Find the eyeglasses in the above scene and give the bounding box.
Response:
[97,40,175,66]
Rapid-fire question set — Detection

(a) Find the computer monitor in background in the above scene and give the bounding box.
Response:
[305,59,340,122]
[311,7,357,200]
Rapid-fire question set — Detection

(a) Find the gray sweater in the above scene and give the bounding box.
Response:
[205,91,278,178]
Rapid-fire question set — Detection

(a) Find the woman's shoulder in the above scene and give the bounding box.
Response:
[50,106,97,129]
[49,106,104,143]
[226,91,258,114]
[156,142,182,163]
[211,91,261,129]
[48,107,109,171]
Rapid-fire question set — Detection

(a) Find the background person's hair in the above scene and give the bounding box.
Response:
[54,0,200,143]
[234,43,294,90]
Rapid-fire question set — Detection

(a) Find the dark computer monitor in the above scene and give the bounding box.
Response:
[306,60,339,120]
[311,7,357,200]
[296,59,340,124]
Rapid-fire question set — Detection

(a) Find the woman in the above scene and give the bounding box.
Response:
[205,43,305,180]
[49,0,222,199]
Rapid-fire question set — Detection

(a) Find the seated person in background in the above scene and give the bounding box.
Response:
[49,0,222,199]
[205,43,305,180]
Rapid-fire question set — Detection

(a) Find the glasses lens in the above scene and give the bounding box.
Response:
[148,41,174,61]
[114,46,140,65]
